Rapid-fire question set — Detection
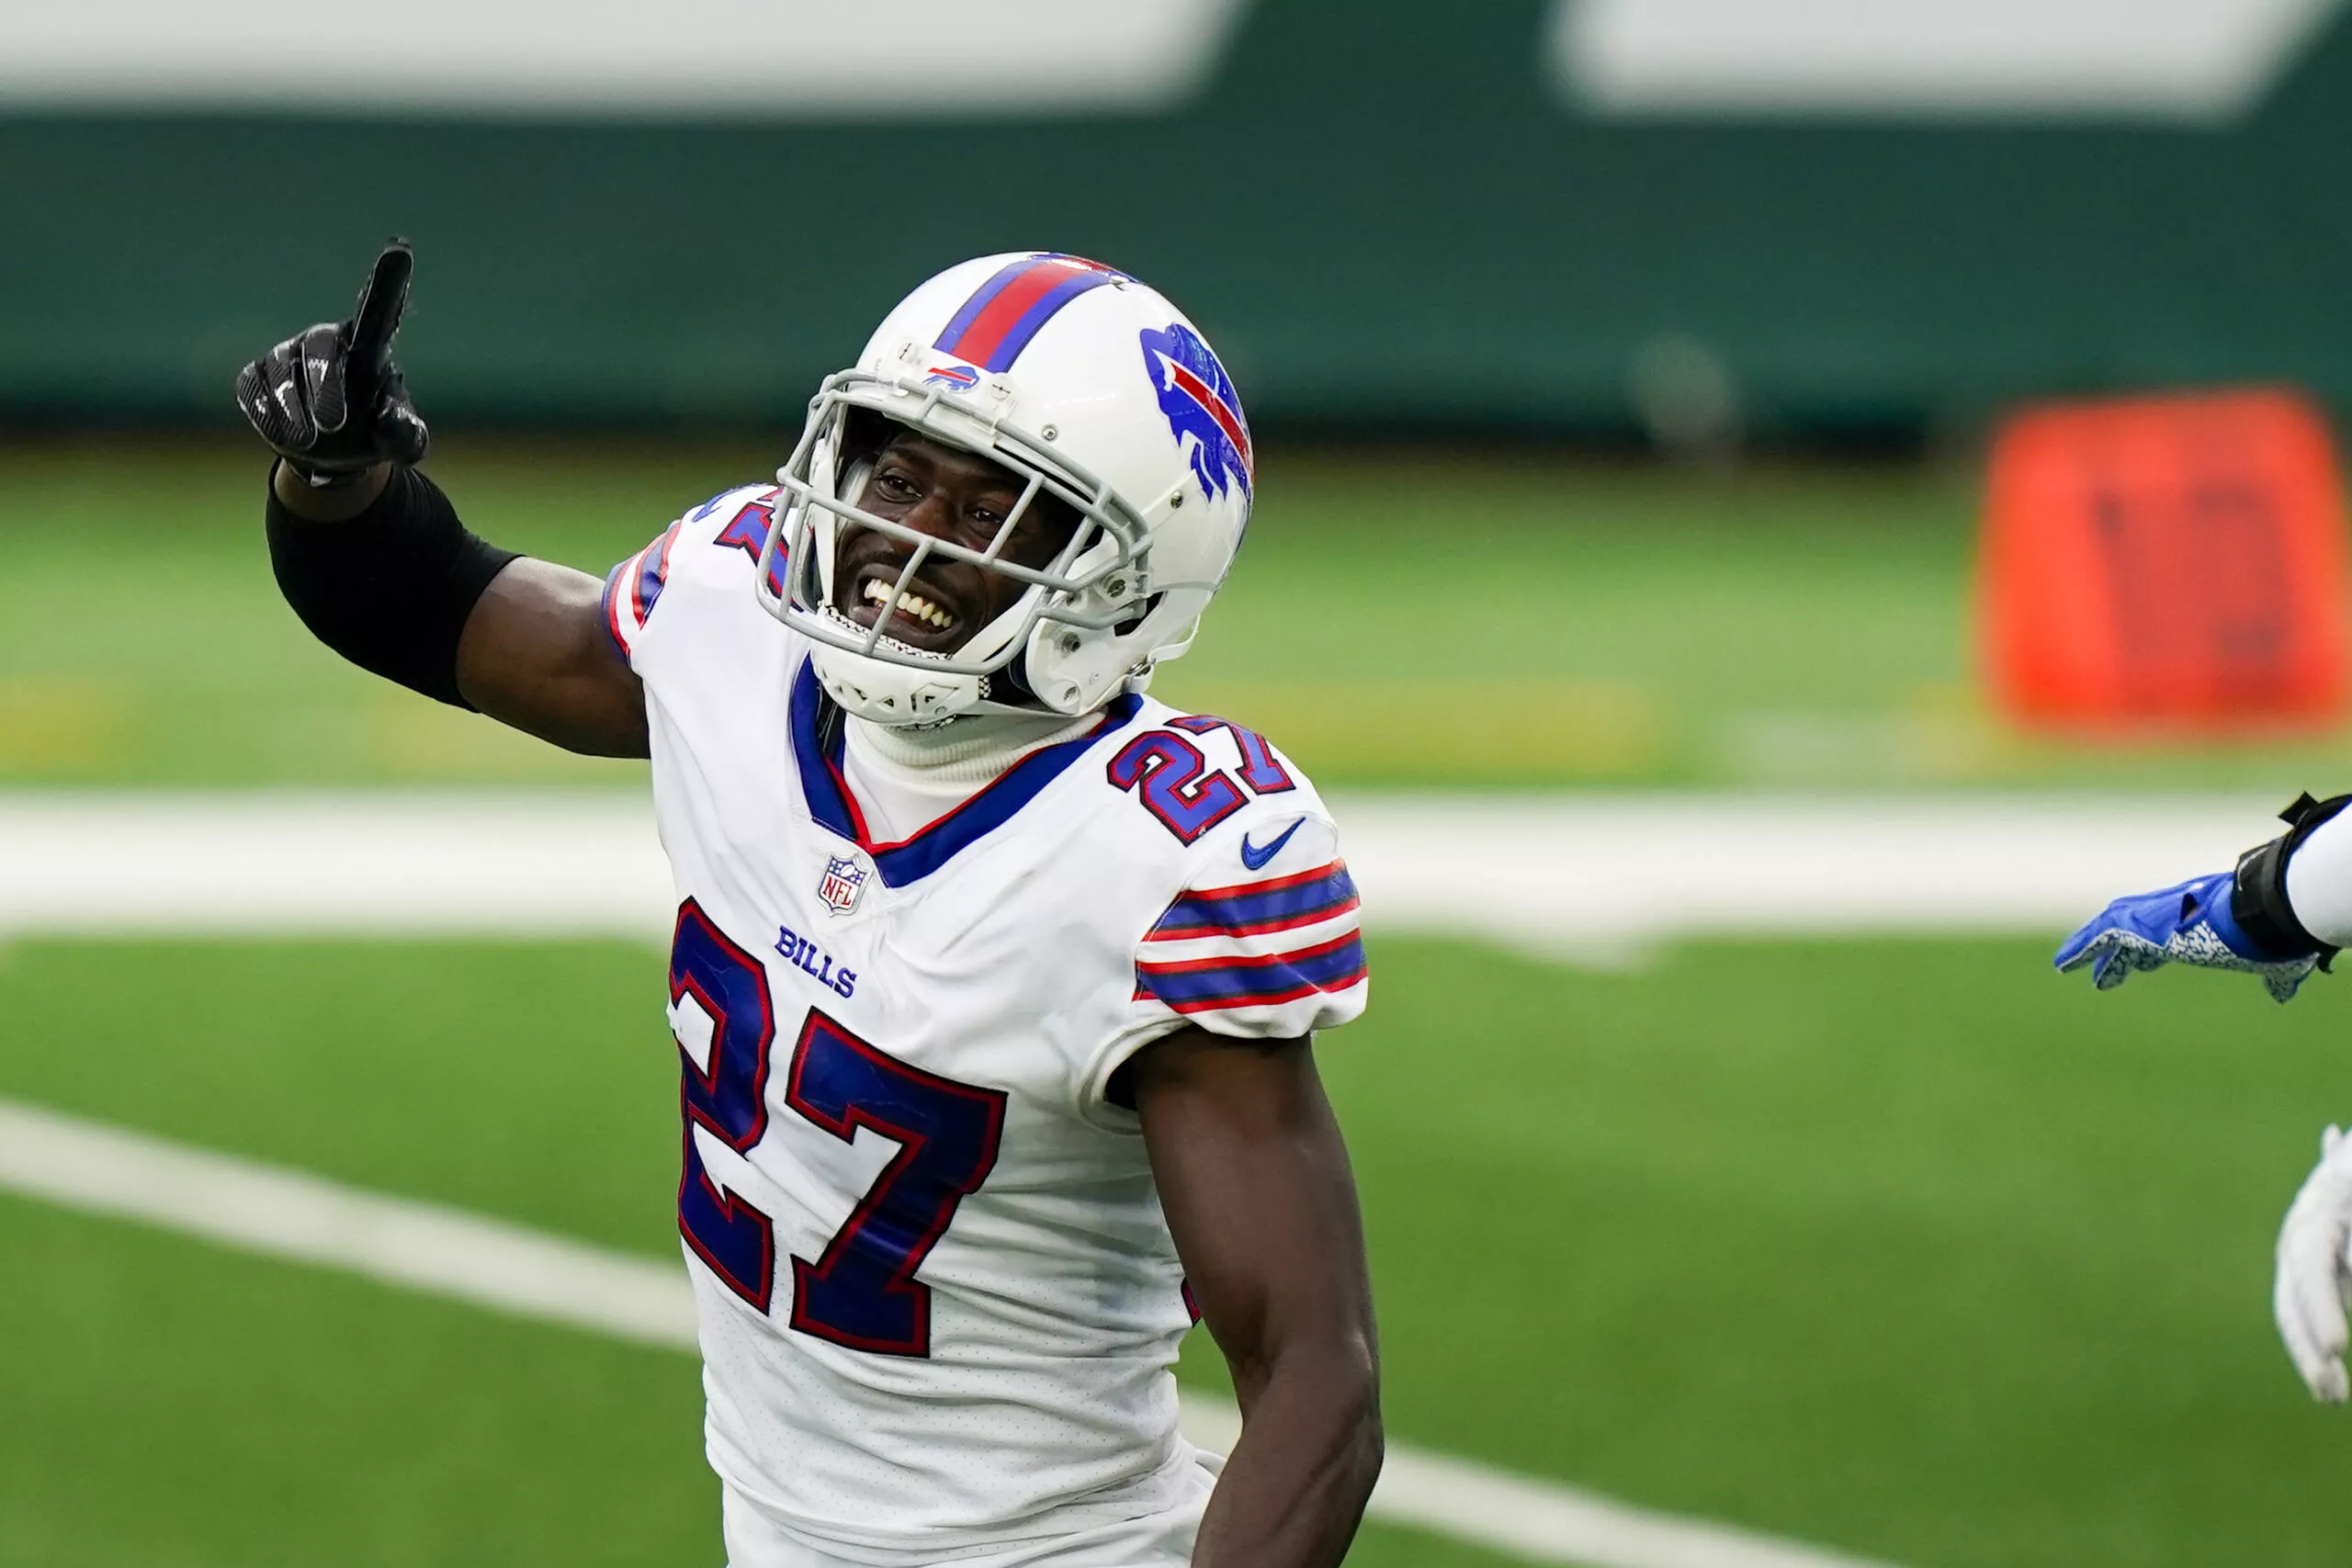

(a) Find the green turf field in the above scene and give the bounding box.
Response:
[4,933,2351,1567]
[10,434,2352,1566]
[10,436,2352,790]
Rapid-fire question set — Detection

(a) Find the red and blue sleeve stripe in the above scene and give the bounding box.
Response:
[633,521,682,622]
[600,558,639,661]
[1134,930,1369,1015]
[1144,862,1358,942]
[933,255,1123,374]
[599,521,682,662]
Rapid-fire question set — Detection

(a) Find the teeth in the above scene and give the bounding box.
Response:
[861,577,956,630]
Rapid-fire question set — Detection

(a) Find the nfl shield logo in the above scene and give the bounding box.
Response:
[817,854,869,916]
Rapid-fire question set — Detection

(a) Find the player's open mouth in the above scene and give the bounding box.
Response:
[848,566,963,641]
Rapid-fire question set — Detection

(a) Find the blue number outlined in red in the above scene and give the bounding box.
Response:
[786,1010,1007,1357]
[668,902,1006,1354]
[1106,730,1249,843]
[671,899,779,1312]
[1168,714,1296,795]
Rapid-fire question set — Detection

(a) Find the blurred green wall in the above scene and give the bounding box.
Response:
[7,1,2352,436]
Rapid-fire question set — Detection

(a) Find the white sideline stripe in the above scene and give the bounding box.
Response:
[0,789,2291,961]
[0,1096,697,1348]
[0,1096,1905,1568]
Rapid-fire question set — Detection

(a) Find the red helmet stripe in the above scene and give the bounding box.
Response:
[933,255,1120,374]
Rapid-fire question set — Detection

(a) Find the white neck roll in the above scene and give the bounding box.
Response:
[840,708,1102,841]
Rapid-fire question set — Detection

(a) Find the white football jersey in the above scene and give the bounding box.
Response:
[602,484,1370,1563]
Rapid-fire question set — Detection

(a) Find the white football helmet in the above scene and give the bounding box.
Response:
[755,253,1254,724]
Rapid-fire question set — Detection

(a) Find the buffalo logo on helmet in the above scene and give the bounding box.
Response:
[1138,323,1252,502]
[922,363,980,390]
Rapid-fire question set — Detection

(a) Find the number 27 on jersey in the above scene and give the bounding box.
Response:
[668,900,1004,1358]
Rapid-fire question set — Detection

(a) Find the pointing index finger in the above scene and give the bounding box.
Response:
[345,238,414,370]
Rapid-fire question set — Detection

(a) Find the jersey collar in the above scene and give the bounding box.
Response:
[789,657,1143,886]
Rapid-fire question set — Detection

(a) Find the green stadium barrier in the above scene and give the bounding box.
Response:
[6,1,2352,434]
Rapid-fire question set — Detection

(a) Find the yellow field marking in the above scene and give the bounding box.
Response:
[0,675,132,773]
[1153,675,1666,780]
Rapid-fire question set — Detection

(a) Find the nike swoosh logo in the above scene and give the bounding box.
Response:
[1239,817,1306,871]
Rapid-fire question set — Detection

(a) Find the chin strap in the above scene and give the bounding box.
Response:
[2233,793,2352,964]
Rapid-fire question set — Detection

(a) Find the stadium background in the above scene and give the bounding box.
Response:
[9,3,2352,1564]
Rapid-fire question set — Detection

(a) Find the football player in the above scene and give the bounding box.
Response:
[2057,792,2352,1406]
[235,243,1381,1567]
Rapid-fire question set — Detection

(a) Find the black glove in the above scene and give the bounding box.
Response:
[234,240,430,488]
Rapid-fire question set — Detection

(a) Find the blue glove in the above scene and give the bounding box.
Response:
[2055,870,2320,1003]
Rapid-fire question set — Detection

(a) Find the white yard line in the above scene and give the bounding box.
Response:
[0,1096,1906,1568]
[0,789,2289,959]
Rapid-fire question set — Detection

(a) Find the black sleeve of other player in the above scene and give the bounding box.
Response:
[2233,791,2352,964]
[265,464,519,709]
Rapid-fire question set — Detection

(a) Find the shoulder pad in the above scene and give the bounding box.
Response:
[1098,707,1329,853]
[602,480,781,667]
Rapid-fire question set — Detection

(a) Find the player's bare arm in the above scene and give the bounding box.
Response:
[455,556,648,755]
[1125,1031,1382,1568]
[240,243,649,758]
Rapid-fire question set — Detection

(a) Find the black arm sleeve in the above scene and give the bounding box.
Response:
[266,464,519,709]
[2233,791,2352,964]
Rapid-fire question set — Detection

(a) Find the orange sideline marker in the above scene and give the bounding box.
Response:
[1979,388,2352,733]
